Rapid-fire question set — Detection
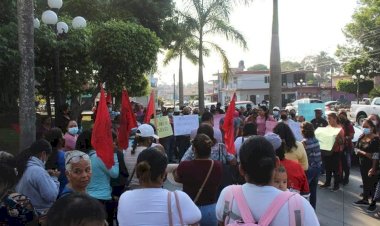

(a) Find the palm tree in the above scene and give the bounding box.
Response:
[17,0,36,150]
[163,22,198,107]
[183,0,247,112]
[269,0,281,110]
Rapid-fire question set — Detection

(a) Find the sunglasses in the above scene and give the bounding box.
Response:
[65,153,90,165]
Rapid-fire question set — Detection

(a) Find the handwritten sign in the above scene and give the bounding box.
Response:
[265,121,278,134]
[213,114,225,129]
[298,103,325,122]
[150,116,173,138]
[173,115,200,136]
[315,126,342,151]
[288,121,303,141]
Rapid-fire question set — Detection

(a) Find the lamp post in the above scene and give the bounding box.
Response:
[352,70,365,104]
[296,79,306,99]
[39,0,86,123]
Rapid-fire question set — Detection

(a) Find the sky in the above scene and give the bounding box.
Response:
[156,0,359,85]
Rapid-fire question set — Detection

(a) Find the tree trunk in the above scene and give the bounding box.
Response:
[269,0,282,111]
[53,47,64,126]
[17,0,36,151]
[198,30,205,113]
[179,51,184,107]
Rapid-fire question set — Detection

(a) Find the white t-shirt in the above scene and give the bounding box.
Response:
[216,184,320,226]
[234,136,250,162]
[118,188,201,226]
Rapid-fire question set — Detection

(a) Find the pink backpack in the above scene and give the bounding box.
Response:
[223,185,304,226]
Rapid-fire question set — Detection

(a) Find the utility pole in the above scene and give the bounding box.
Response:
[173,73,176,107]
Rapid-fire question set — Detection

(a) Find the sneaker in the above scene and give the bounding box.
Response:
[352,199,370,206]
[320,184,331,189]
[331,186,340,192]
[366,204,377,213]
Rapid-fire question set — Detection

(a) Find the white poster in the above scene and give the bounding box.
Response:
[173,115,199,136]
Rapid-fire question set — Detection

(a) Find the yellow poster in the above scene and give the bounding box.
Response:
[315,126,342,151]
[151,116,173,138]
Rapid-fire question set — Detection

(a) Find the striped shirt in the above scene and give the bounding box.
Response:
[302,137,322,168]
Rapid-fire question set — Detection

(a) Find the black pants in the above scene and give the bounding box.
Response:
[323,152,341,187]
[98,199,117,226]
[176,135,191,160]
[359,157,378,201]
[341,149,351,183]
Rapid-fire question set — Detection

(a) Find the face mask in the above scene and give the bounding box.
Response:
[372,120,378,126]
[290,113,296,118]
[68,127,79,135]
[273,111,279,116]
[280,115,287,120]
[363,128,371,135]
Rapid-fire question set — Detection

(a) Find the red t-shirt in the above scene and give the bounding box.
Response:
[280,159,310,194]
[177,160,222,206]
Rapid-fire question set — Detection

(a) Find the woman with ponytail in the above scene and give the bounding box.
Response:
[117,148,201,226]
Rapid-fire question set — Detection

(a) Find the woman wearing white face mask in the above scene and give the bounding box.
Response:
[353,119,379,213]
[63,120,79,151]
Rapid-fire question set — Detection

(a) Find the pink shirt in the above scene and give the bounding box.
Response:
[63,133,78,151]
[256,115,275,136]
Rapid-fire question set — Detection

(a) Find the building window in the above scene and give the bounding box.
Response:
[264,76,269,83]
[233,77,237,85]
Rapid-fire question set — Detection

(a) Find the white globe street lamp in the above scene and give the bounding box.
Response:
[352,75,357,80]
[33,18,40,29]
[42,10,58,25]
[48,0,63,9]
[56,21,69,34]
[72,16,87,29]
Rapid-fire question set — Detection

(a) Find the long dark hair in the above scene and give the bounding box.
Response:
[136,147,168,184]
[260,105,269,121]
[75,130,92,154]
[15,139,52,179]
[45,128,63,169]
[273,122,297,152]
[0,151,17,195]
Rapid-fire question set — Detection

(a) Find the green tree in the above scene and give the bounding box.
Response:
[336,79,374,97]
[91,20,161,96]
[183,0,247,111]
[281,61,301,71]
[369,86,380,98]
[247,64,268,71]
[163,20,198,107]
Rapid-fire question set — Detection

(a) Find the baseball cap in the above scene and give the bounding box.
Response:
[264,132,282,150]
[273,106,280,111]
[136,124,159,139]
[314,108,323,111]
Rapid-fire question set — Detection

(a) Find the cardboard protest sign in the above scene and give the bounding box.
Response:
[173,115,199,136]
[150,116,173,138]
[315,126,342,151]
[288,121,303,141]
[298,103,325,122]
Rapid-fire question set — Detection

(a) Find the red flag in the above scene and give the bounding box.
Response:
[144,91,155,124]
[223,93,237,154]
[119,89,137,149]
[106,91,112,103]
[91,86,114,168]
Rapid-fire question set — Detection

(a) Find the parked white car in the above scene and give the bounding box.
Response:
[350,97,380,124]
[285,98,323,112]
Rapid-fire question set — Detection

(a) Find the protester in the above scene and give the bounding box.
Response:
[244,103,252,117]
[56,103,71,133]
[368,114,380,136]
[87,134,119,225]
[0,151,37,225]
[15,139,60,215]
[353,119,379,212]
[289,109,297,121]
[320,112,344,192]
[273,122,309,170]
[111,132,129,199]
[278,109,294,124]
[190,111,223,143]
[47,193,107,226]
[36,115,52,139]
[272,165,288,191]
[311,108,328,129]
[59,150,92,198]
[215,136,319,225]
[338,111,355,185]
[117,148,201,225]
[298,115,306,123]
[45,128,67,192]
[216,102,225,114]
[301,122,322,209]
[234,123,258,161]
[256,105,276,136]
[75,129,93,154]
[175,107,192,160]
[63,120,79,151]
[124,124,158,189]
[272,106,280,121]
[175,134,222,226]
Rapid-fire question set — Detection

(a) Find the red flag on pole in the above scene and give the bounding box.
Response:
[91,86,114,169]
[119,89,137,149]
[223,93,237,154]
[144,91,155,124]
[106,91,112,103]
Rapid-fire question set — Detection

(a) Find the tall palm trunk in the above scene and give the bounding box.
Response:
[269,0,281,111]
[179,51,184,107]
[198,31,205,113]
[17,0,36,150]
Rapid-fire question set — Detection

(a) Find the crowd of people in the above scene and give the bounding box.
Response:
[1,101,380,225]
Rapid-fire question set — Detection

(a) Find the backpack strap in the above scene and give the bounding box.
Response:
[288,194,304,226]
[258,191,295,226]
[174,191,184,226]
[168,191,173,226]
[231,185,256,224]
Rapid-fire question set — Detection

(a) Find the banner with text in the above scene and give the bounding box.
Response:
[150,116,173,138]
[298,103,325,122]
[173,115,200,136]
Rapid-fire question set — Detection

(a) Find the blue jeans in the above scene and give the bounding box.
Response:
[307,166,321,210]
[198,203,217,226]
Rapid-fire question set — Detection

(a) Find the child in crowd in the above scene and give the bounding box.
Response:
[272,165,288,191]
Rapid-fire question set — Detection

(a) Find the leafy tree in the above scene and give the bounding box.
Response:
[91,20,161,96]
[369,86,380,98]
[281,61,301,71]
[336,79,374,97]
[163,19,199,107]
[183,0,248,111]
[247,64,268,71]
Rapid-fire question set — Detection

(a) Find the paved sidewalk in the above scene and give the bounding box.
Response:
[316,167,379,226]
